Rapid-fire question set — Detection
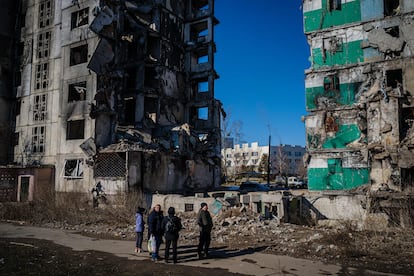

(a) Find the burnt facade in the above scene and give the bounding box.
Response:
[303,0,414,227]
[2,0,221,201]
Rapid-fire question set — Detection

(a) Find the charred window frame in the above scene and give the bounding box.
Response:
[33,94,48,122]
[37,31,51,59]
[38,0,53,29]
[35,63,49,90]
[184,203,194,212]
[328,0,342,11]
[384,0,400,16]
[144,97,158,123]
[386,69,402,89]
[190,21,208,43]
[68,81,86,102]
[32,126,46,153]
[66,120,85,140]
[70,44,88,66]
[324,75,340,91]
[71,8,89,30]
[124,97,136,125]
[63,159,84,179]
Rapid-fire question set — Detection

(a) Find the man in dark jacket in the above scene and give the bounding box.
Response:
[148,204,164,261]
[162,207,182,263]
[197,202,213,259]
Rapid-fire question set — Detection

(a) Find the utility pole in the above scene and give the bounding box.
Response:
[267,129,271,185]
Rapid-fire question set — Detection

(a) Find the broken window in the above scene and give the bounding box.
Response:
[38,0,53,29]
[328,0,341,11]
[185,203,194,212]
[71,8,89,30]
[63,159,84,178]
[35,63,49,90]
[16,99,21,116]
[144,97,158,123]
[386,69,402,89]
[13,132,19,146]
[68,81,86,102]
[94,152,126,177]
[144,67,158,88]
[32,126,45,153]
[190,21,208,42]
[324,75,340,91]
[70,44,88,66]
[33,94,47,121]
[66,120,85,140]
[37,31,51,59]
[124,97,136,125]
[384,0,400,16]
[198,107,208,120]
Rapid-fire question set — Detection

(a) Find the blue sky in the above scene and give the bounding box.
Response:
[214,1,310,147]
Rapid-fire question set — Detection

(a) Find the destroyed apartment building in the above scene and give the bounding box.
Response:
[303,0,414,227]
[0,0,222,202]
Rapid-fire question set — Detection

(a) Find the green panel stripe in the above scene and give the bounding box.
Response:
[305,83,359,110]
[304,0,362,32]
[308,167,369,190]
[312,40,363,69]
[322,124,361,149]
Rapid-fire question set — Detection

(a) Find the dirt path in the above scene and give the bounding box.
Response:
[0,222,405,276]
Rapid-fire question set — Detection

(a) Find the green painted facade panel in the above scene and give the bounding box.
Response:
[312,40,364,69]
[304,0,362,33]
[308,165,369,190]
[306,82,360,110]
[323,124,361,149]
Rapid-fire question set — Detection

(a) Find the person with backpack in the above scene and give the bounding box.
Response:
[134,207,146,253]
[162,207,182,263]
[148,204,164,261]
[197,202,213,259]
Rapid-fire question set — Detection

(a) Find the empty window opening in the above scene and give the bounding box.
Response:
[198,107,208,120]
[67,120,85,140]
[70,44,88,66]
[124,97,136,125]
[191,0,209,12]
[147,36,160,61]
[400,108,414,142]
[144,97,158,123]
[14,132,19,146]
[198,133,208,141]
[185,203,194,212]
[385,26,400,37]
[328,0,341,11]
[94,152,126,177]
[35,63,49,90]
[63,159,84,178]
[144,67,158,88]
[32,126,45,153]
[197,54,208,64]
[39,0,53,28]
[198,81,209,93]
[190,21,208,42]
[33,94,47,121]
[384,0,400,16]
[37,31,51,59]
[324,75,340,91]
[386,69,402,89]
[71,8,89,29]
[16,99,21,116]
[68,81,86,102]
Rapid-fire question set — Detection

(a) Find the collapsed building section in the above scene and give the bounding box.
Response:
[86,0,222,195]
[303,0,414,227]
[1,0,221,203]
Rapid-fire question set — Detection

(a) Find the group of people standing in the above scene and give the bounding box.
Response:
[134,202,213,263]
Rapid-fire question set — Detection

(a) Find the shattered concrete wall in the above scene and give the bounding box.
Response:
[303,0,414,227]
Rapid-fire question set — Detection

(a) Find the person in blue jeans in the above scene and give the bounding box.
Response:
[147,204,164,261]
[134,207,145,253]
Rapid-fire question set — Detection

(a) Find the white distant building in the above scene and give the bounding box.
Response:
[222,142,305,178]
